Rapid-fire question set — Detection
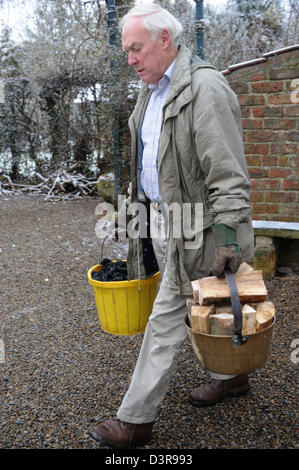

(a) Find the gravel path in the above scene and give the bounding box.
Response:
[0,195,297,449]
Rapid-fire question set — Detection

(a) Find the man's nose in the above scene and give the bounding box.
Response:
[128,53,138,66]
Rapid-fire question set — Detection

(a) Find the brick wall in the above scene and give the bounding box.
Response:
[222,45,299,223]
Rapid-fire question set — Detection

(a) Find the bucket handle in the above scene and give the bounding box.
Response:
[100,235,108,263]
[224,268,248,346]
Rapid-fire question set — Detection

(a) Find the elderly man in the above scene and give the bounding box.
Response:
[89,4,253,448]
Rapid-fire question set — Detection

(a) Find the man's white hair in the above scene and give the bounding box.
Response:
[120,3,183,46]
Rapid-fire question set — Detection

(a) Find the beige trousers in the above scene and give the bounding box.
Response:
[117,207,234,424]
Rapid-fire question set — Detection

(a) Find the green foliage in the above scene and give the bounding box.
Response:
[203,0,291,69]
[0,0,298,185]
[0,26,21,77]
[235,0,283,35]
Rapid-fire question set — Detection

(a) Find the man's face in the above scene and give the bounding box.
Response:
[122,18,168,84]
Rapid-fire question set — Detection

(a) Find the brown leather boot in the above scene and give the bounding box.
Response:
[189,374,249,407]
[88,418,154,449]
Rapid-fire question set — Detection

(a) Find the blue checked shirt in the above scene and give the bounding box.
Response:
[140,60,176,203]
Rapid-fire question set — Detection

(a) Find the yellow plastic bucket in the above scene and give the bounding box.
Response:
[88,263,160,335]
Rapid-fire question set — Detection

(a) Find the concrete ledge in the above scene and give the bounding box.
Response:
[252,220,299,240]
[221,44,299,75]
[252,220,299,278]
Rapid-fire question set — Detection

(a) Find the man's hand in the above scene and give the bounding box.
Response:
[212,245,242,277]
[212,224,242,277]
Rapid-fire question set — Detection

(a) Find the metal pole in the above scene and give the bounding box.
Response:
[106,0,120,207]
[194,0,205,60]
[106,0,117,48]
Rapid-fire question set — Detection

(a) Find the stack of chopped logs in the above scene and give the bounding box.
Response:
[187,263,275,336]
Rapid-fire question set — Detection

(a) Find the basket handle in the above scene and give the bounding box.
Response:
[224,268,248,346]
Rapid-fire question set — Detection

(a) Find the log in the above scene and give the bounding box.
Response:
[256,301,275,331]
[242,304,256,335]
[197,270,267,305]
[210,313,235,336]
[0,164,100,200]
[186,298,196,322]
[190,305,215,334]
[215,305,233,314]
[237,262,254,274]
[191,279,200,303]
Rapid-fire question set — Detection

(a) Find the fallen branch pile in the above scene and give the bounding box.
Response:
[0,163,101,200]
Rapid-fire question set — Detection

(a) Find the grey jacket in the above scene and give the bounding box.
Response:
[126,44,254,296]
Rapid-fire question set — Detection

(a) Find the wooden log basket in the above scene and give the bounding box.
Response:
[185,266,275,374]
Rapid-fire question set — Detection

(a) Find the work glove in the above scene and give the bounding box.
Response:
[212,224,242,277]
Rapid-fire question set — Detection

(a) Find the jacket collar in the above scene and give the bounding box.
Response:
[132,44,215,125]
[165,44,193,101]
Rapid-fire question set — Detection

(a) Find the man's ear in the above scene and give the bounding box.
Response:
[160,28,172,49]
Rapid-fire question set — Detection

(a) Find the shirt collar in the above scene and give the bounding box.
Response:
[148,59,176,91]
